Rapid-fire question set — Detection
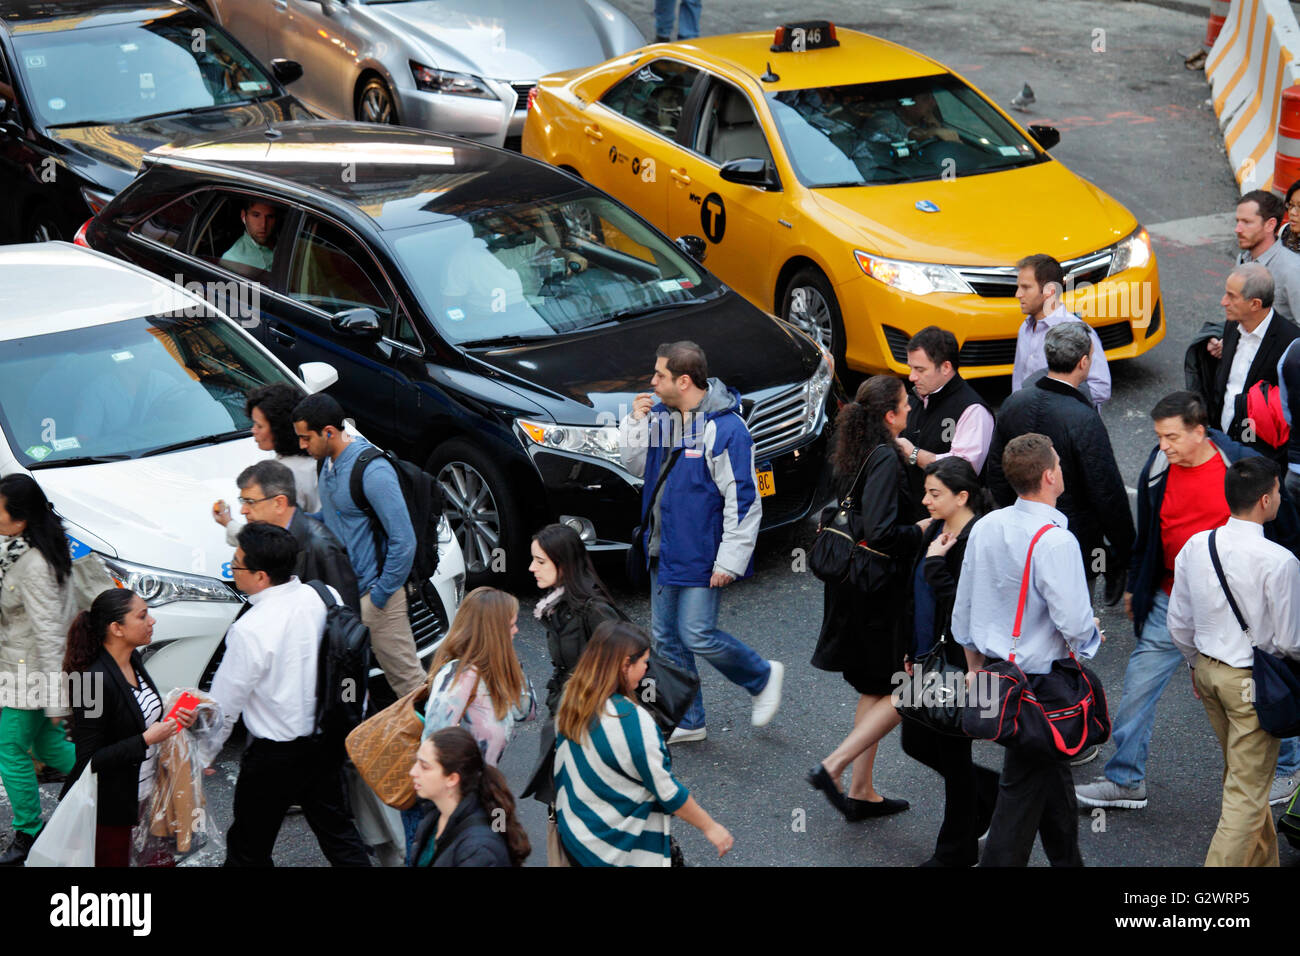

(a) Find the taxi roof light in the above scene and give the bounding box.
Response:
[771,20,839,53]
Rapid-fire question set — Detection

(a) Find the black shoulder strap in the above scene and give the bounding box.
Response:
[639,445,684,525]
[1208,528,1250,637]
[840,444,886,509]
[305,578,337,609]
[348,446,388,567]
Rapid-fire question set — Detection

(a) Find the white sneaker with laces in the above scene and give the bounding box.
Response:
[667,726,707,745]
[1270,771,1300,806]
[751,661,785,727]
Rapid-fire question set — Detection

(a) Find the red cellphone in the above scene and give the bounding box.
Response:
[166,691,201,722]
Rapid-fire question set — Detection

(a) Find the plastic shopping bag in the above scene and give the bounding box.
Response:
[26,769,97,867]
[131,688,226,866]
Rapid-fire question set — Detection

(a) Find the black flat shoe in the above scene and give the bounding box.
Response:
[806,765,847,814]
[0,829,37,866]
[843,795,910,821]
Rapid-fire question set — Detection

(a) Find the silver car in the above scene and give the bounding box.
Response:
[197,0,644,147]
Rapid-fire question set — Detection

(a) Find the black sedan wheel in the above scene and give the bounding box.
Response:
[26,203,64,243]
[428,439,521,585]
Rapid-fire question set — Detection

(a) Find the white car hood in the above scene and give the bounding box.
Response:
[37,437,267,582]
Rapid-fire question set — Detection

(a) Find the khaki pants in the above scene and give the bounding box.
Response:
[361,587,426,697]
[1194,653,1280,867]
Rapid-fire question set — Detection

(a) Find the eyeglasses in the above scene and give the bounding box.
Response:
[237,495,278,507]
[228,564,250,572]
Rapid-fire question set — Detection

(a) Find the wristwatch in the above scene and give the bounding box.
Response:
[907,446,919,467]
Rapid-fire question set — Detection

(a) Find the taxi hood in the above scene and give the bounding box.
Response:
[808,160,1136,265]
[33,437,266,583]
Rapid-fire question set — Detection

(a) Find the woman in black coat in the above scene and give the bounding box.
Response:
[520,524,623,862]
[409,727,529,867]
[61,588,195,867]
[899,457,1001,866]
[808,375,924,821]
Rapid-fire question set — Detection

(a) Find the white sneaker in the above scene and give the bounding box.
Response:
[1270,771,1300,806]
[751,660,785,727]
[668,726,707,745]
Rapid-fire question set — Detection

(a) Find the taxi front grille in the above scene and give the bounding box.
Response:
[745,383,809,460]
[955,248,1117,299]
[959,320,1137,368]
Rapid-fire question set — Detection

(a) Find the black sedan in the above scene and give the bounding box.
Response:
[83,121,835,583]
[0,0,311,242]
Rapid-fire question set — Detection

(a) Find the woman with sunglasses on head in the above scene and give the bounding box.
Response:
[1281,180,1300,254]
[61,588,196,867]
[899,457,1001,866]
[0,474,79,866]
[553,620,733,867]
[408,725,529,867]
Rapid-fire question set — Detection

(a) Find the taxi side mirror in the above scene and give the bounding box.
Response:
[719,157,780,191]
[674,235,707,263]
[1027,125,1060,151]
[331,307,382,340]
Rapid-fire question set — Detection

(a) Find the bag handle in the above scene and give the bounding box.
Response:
[1009,524,1056,663]
[1208,528,1252,642]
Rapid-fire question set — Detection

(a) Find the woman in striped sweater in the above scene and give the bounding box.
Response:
[553,621,733,867]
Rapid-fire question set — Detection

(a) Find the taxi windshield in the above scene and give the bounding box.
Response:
[768,75,1043,187]
[392,191,717,346]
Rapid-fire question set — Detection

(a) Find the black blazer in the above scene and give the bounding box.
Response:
[61,648,161,826]
[1210,313,1300,445]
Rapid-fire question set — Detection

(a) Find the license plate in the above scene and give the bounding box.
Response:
[757,468,775,497]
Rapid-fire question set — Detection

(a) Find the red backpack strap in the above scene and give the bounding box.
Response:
[1009,524,1056,661]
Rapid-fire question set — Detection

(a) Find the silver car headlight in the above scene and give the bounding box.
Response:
[100,554,240,607]
[1107,226,1152,276]
[805,348,834,423]
[516,419,622,468]
[854,251,973,296]
[411,62,495,99]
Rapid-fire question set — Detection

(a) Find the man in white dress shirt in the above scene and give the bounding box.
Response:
[200,523,371,867]
[1168,456,1300,866]
[952,433,1101,866]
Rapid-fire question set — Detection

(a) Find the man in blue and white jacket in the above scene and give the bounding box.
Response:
[620,341,784,743]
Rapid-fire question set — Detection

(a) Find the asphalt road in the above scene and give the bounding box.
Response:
[4,0,1287,868]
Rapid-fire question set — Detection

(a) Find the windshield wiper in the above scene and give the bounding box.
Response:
[126,97,272,125]
[28,454,131,469]
[456,334,555,350]
[44,119,108,130]
[141,429,248,458]
[606,302,695,323]
[811,181,870,188]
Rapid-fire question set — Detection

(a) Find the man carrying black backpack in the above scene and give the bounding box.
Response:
[293,394,426,696]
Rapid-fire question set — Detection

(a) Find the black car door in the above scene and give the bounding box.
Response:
[0,41,49,241]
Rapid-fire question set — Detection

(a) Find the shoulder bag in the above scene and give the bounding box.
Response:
[1208,528,1300,737]
[626,446,684,588]
[808,445,894,592]
[893,630,968,736]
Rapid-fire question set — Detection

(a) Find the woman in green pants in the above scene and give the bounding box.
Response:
[0,474,77,866]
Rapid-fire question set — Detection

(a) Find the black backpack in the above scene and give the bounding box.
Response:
[348,446,444,604]
[305,580,372,741]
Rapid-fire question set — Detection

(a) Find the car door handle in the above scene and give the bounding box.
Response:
[270,325,296,346]
[583,124,603,141]
[669,167,691,185]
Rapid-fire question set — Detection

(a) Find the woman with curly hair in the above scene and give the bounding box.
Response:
[807,375,925,822]
[213,383,320,540]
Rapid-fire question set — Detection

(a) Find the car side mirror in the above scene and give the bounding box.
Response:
[0,97,19,136]
[271,59,304,87]
[330,307,382,340]
[1027,124,1060,151]
[718,157,779,191]
[674,235,707,263]
[298,361,339,395]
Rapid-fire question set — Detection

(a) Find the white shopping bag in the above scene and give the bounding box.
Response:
[26,769,96,867]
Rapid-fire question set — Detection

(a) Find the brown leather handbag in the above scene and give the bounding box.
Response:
[345,679,432,811]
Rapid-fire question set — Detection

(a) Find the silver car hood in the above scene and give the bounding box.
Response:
[368,0,635,80]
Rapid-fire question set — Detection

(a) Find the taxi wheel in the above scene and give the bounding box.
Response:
[427,439,521,587]
[357,76,399,125]
[781,268,845,366]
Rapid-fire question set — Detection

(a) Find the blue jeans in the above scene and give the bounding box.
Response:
[1106,590,1300,784]
[651,567,770,731]
[653,0,701,39]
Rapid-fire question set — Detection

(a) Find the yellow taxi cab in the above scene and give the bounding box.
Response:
[522,21,1163,378]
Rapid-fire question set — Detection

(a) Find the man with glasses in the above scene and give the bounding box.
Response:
[234,459,359,611]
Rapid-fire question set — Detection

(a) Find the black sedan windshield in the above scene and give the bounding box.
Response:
[768,74,1043,187]
[13,11,275,128]
[392,191,716,345]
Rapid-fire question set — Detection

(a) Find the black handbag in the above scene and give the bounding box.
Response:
[808,445,894,592]
[638,649,701,736]
[893,632,968,736]
[1208,528,1300,737]
[626,446,684,588]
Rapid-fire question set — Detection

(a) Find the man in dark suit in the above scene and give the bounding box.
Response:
[235,460,360,610]
[1203,264,1300,461]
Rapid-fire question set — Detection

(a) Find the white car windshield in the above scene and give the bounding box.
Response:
[0,312,296,467]
[14,11,276,129]
[391,191,717,346]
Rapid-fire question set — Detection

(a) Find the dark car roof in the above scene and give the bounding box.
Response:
[149,121,587,231]
[0,0,187,32]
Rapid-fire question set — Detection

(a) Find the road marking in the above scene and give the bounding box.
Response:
[1146,212,1236,247]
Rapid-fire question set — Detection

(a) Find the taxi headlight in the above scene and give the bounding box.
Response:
[854,251,973,296]
[100,554,240,607]
[516,419,623,468]
[1107,227,1152,276]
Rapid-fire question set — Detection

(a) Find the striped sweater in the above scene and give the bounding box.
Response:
[554,694,689,867]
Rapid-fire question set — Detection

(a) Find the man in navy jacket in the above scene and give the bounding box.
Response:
[620,341,784,742]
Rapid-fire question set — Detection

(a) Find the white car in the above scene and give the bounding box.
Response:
[0,242,464,695]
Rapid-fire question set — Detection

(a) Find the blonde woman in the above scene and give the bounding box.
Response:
[554,620,732,867]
